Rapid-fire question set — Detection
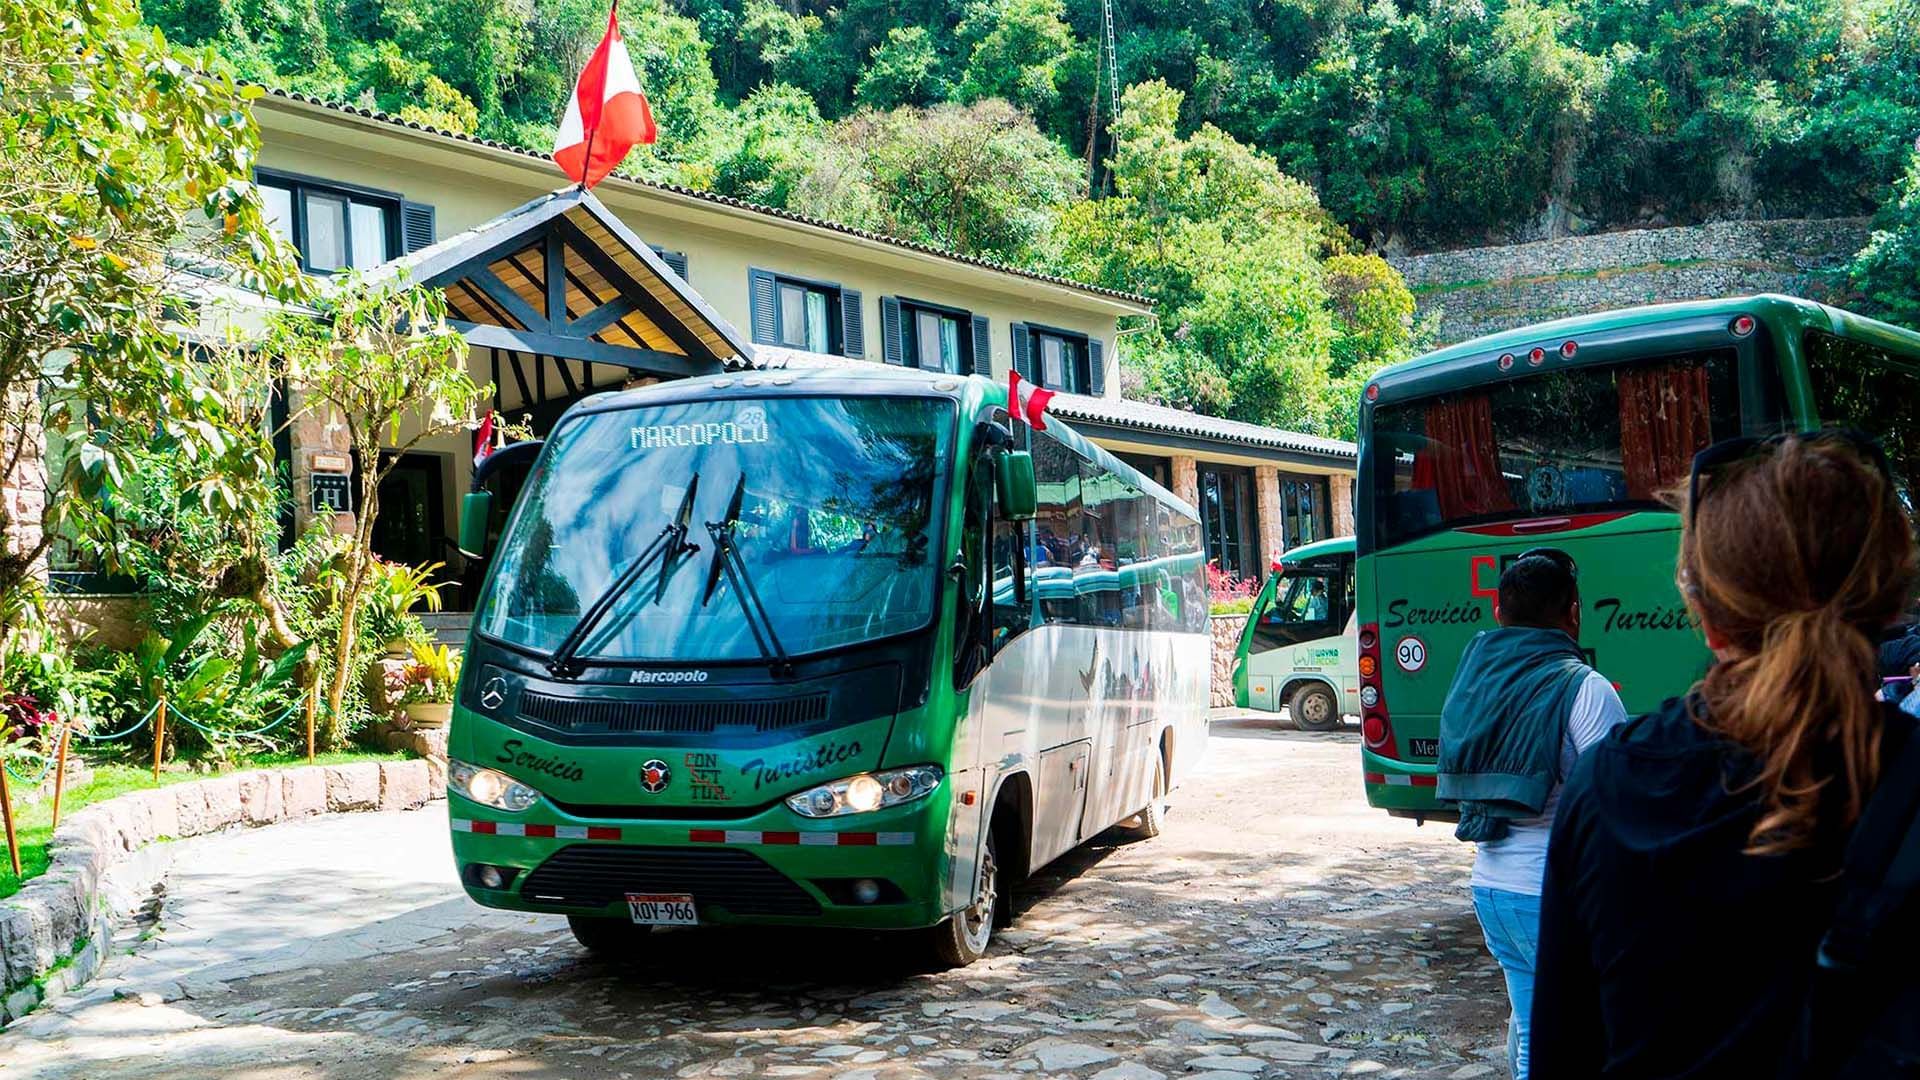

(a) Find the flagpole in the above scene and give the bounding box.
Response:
[577,0,617,192]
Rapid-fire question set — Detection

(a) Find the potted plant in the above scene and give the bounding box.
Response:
[399,642,462,728]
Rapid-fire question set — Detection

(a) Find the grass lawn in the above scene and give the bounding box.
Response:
[0,749,410,900]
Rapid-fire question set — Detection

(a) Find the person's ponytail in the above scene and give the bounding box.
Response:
[1679,436,1916,855]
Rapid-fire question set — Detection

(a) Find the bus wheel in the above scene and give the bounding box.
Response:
[567,915,653,957]
[929,835,999,968]
[1126,752,1169,840]
[1290,684,1340,732]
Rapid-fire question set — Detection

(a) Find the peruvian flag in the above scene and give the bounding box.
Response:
[1009,370,1055,430]
[473,411,496,468]
[552,3,657,189]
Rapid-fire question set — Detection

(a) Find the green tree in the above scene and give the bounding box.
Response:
[954,0,1076,118]
[270,278,484,743]
[831,100,1085,260]
[855,26,948,109]
[1850,147,1920,330]
[0,0,300,663]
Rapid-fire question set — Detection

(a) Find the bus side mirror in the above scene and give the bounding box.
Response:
[459,491,494,559]
[997,451,1037,521]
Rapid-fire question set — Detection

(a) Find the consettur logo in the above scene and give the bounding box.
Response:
[628,670,710,685]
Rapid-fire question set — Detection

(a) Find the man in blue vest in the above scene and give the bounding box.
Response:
[1437,548,1626,1080]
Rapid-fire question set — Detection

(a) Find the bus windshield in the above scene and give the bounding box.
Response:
[1367,350,1742,549]
[478,395,954,663]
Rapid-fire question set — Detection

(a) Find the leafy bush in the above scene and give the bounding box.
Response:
[1206,562,1258,615]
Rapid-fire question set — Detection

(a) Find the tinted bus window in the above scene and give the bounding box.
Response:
[1807,331,1920,522]
[1368,351,1742,549]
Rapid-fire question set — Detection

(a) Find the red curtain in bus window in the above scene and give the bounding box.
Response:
[1413,395,1513,518]
[1619,362,1712,499]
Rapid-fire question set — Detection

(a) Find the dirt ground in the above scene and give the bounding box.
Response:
[1,715,1506,1079]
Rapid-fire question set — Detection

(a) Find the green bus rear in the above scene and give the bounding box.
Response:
[1354,295,1920,820]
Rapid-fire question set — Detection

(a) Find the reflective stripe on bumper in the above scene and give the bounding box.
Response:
[1363,772,1438,787]
[451,820,915,846]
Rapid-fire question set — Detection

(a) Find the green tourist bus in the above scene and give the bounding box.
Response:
[1354,294,1920,821]
[1231,536,1358,731]
[447,366,1212,966]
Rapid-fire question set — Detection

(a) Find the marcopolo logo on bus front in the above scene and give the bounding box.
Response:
[629,406,771,450]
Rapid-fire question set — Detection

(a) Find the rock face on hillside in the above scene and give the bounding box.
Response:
[1389,217,1873,346]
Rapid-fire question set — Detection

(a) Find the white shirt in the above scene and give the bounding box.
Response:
[1471,670,1628,896]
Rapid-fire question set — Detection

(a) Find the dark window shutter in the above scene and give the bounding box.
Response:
[399,201,435,253]
[841,288,864,358]
[650,245,689,280]
[971,315,992,376]
[748,268,777,345]
[1010,323,1031,381]
[1088,338,1106,396]
[880,297,903,365]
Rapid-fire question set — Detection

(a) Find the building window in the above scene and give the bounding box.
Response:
[1198,462,1260,583]
[777,279,835,352]
[257,171,400,274]
[909,306,963,372]
[1281,476,1330,550]
[1029,328,1090,392]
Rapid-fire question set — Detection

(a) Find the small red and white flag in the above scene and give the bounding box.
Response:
[1009,369,1055,430]
[552,3,657,190]
[473,411,497,468]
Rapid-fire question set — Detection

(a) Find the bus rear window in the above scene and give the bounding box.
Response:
[1806,331,1920,512]
[1368,351,1741,549]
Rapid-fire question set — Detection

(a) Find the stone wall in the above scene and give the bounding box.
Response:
[0,758,442,1022]
[1390,217,1872,346]
[2,409,47,580]
[1209,614,1247,708]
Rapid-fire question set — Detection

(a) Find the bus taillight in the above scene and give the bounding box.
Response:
[1358,622,1399,756]
[1731,314,1756,337]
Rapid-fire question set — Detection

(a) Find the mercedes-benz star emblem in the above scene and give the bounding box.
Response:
[640,759,672,794]
[479,676,507,711]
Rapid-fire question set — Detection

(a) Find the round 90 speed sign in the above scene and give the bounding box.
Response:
[1395,636,1427,673]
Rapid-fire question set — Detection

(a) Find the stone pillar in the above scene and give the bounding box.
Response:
[1330,473,1356,537]
[289,387,357,540]
[1254,465,1286,565]
[1170,454,1199,509]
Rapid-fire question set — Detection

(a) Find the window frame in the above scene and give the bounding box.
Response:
[255,168,403,276]
[1025,323,1092,393]
[898,296,975,375]
[770,272,844,354]
[1197,461,1261,584]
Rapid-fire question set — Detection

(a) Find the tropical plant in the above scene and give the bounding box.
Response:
[398,643,463,707]
[359,560,447,648]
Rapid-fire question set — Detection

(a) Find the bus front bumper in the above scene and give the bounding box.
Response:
[449,793,952,930]
[1360,748,1440,812]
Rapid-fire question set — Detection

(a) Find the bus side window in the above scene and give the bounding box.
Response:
[954,456,990,685]
[988,409,1032,650]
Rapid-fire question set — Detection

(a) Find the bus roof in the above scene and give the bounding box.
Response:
[1372,294,1920,390]
[1276,536,1353,567]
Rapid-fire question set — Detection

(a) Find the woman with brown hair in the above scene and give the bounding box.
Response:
[1530,431,1919,1078]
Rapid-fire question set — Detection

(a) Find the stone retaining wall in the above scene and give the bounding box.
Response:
[1389,217,1872,346]
[1209,614,1248,709]
[0,758,443,1023]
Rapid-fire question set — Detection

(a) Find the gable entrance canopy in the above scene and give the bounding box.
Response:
[367,187,752,421]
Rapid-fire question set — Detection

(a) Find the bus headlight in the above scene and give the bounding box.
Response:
[449,758,541,812]
[787,766,942,818]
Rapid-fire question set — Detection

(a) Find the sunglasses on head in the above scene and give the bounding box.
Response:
[1686,428,1891,525]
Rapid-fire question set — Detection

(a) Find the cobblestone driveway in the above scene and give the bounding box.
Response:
[1,716,1505,1079]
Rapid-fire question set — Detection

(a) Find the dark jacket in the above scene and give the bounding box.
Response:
[1531,694,1913,1079]
[1436,626,1593,841]
[1878,623,1920,680]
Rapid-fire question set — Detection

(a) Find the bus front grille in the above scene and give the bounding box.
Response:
[519,844,822,916]
[517,692,830,736]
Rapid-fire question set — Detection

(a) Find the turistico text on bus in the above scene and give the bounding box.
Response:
[1232,536,1357,731]
[1353,294,1920,822]
[448,366,1212,966]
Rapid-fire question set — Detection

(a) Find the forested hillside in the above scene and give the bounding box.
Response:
[146,0,1920,434]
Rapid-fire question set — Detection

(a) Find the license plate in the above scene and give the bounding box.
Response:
[626,893,699,926]
[1408,738,1440,758]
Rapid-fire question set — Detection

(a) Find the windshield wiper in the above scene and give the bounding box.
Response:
[699,474,794,677]
[546,474,702,679]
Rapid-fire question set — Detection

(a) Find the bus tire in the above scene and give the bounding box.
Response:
[1125,751,1169,840]
[929,833,999,968]
[1290,683,1340,732]
[566,915,653,957]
